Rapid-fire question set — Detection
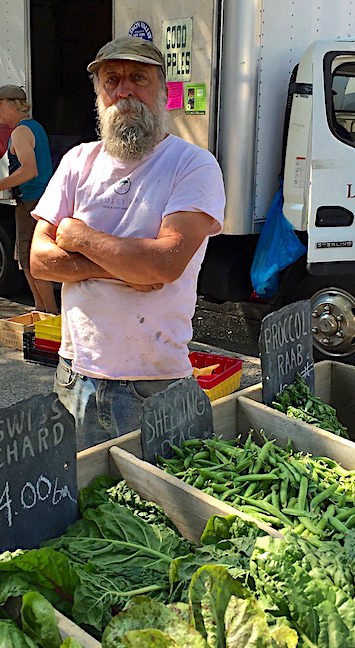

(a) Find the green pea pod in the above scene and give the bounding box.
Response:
[170,444,186,459]
[328,515,348,534]
[335,506,355,521]
[297,476,308,511]
[192,450,210,462]
[299,516,325,536]
[310,482,338,510]
[193,474,206,489]
[181,438,204,448]
[282,507,312,517]
[345,514,355,529]
[280,477,289,508]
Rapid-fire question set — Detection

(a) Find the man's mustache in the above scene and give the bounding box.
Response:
[110,98,145,115]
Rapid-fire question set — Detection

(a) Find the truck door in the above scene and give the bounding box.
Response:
[0,0,27,196]
[308,41,355,272]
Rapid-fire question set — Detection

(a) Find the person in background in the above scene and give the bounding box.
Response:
[0,85,57,313]
[30,36,225,451]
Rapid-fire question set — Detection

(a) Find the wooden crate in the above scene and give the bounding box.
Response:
[0,311,53,350]
[77,375,355,549]
[77,392,286,545]
[56,611,100,647]
[237,360,355,468]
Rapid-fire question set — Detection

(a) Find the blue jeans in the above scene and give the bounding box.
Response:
[54,357,179,451]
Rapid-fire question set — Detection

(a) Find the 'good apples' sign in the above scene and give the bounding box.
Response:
[162,18,192,82]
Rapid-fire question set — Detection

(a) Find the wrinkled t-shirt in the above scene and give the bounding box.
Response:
[33,134,225,379]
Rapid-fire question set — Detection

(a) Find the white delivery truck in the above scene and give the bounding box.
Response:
[1,0,355,362]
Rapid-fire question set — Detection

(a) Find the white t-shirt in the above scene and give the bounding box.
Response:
[33,135,225,379]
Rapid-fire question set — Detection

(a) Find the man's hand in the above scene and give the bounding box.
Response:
[55,218,163,291]
[125,282,164,292]
[56,217,90,252]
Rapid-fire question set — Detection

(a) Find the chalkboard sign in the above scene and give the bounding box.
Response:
[0,393,77,552]
[141,377,213,463]
[259,300,315,405]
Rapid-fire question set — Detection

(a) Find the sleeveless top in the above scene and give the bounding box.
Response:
[8,118,52,201]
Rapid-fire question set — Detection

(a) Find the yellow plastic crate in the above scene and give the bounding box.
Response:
[34,314,62,342]
[203,369,243,402]
[189,352,243,402]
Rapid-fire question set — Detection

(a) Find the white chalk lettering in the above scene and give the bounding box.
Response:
[38,427,49,452]
[264,327,272,354]
[6,440,18,465]
[36,474,51,501]
[0,481,12,527]
[53,422,64,446]
[51,397,62,420]
[21,435,35,460]
[21,481,37,509]
[6,412,25,439]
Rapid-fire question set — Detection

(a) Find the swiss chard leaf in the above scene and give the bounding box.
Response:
[60,639,84,648]
[0,619,38,648]
[224,595,272,647]
[0,548,79,614]
[21,590,62,648]
[46,503,189,574]
[189,565,250,648]
[170,541,251,603]
[101,596,207,648]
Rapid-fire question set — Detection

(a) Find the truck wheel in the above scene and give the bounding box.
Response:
[0,223,25,296]
[293,276,355,364]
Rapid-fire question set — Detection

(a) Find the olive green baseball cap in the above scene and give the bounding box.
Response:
[0,85,26,100]
[87,36,166,76]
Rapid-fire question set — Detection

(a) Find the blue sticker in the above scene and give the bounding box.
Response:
[128,21,153,42]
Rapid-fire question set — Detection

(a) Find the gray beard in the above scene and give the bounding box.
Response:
[96,92,167,161]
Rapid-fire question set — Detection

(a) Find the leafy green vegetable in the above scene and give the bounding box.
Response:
[47,503,189,573]
[0,619,38,647]
[270,624,298,648]
[189,565,250,648]
[224,595,272,647]
[0,548,79,616]
[45,503,190,630]
[250,534,355,647]
[79,476,181,533]
[170,541,252,603]
[118,628,179,647]
[272,374,348,438]
[21,591,62,648]
[101,596,207,648]
[201,514,264,545]
[60,640,84,648]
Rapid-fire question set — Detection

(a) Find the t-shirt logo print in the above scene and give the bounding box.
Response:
[114,178,131,195]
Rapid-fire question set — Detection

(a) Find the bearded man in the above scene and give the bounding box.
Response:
[30,36,225,451]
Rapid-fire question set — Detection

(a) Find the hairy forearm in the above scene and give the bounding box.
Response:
[0,166,37,190]
[30,235,115,282]
[74,230,181,284]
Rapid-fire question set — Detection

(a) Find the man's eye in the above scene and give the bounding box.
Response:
[106,77,117,85]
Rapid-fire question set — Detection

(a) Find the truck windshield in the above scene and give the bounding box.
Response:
[329,59,355,145]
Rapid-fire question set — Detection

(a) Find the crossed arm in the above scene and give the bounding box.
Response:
[30,210,219,289]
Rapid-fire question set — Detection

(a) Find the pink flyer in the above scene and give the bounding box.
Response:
[166,82,183,110]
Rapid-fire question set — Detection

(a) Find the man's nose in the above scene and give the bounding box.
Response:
[114,78,133,99]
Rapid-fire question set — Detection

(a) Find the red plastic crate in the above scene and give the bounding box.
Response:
[189,351,243,401]
[35,337,61,353]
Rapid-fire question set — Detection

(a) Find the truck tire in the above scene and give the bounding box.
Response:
[292,275,355,364]
[0,223,25,296]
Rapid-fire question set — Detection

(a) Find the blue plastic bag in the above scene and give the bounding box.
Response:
[250,182,306,297]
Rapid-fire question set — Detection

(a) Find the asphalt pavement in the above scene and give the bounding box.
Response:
[0,288,261,408]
